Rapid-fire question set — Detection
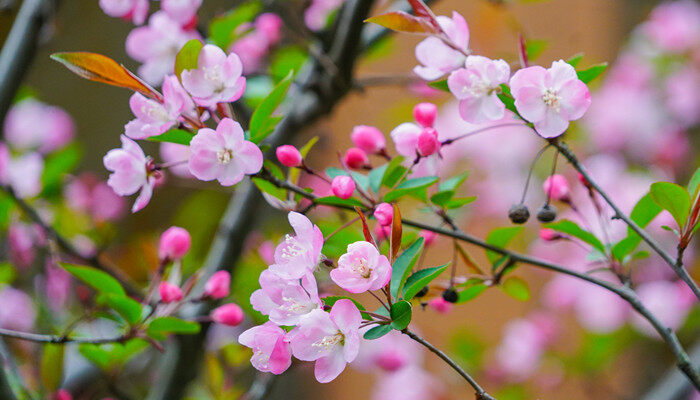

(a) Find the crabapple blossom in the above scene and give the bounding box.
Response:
[288,299,362,383]
[427,297,453,314]
[413,11,469,80]
[126,12,200,85]
[642,0,700,54]
[267,212,324,279]
[238,321,292,374]
[159,142,192,178]
[125,75,195,139]
[372,366,444,400]
[413,102,438,128]
[276,145,303,167]
[103,136,156,213]
[161,0,202,27]
[331,175,355,199]
[230,13,283,74]
[45,261,71,312]
[211,303,245,326]
[343,147,368,169]
[99,0,148,25]
[4,99,74,153]
[8,222,35,268]
[250,269,321,325]
[419,230,437,246]
[181,45,246,107]
[159,282,183,303]
[542,174,570,201]
[0,286,36,332]
[158,226,191,260]
[304,0,343,31]
[417,127,440,157]
[631,281,693,337]
[447,55,510,124]
[510,60,592,138]
[350,125,385,153]
[187,118,263,186]
[255,13,284,44]
[3,151,44,199]
[391,121,440,177]
[355,329,423,372]
[203,271,231,299]
[330,241,391,293]
[373,203,393,226]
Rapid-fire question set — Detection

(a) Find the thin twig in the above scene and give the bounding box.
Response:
[0,327,128,344]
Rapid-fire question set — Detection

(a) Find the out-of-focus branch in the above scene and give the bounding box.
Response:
[0,327,128,345]
[641,340,700,400]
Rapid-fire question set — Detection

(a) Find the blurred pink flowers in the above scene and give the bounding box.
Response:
[99,0,149,25]
[413,12,469,80]
[4,99,74,153]
[238,321,292,374]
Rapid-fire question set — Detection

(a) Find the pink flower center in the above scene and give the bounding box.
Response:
[203,65,226,92]
[312,332,344,349]
[351,256,371,278]
[217,149,233,164]
[541,88,562,112]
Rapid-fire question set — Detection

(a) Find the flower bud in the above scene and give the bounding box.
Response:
[343,147,368,169]
[276,145,303,167]
[374,202,394,226]
[539,228,561,241]
[211,303,244,326]
[537,204,557,222]
[331,175,356,199]
[159,226,191,260]
[374,224,391,241]
[55,390,72,400]
[417,128,440,156]
[413,102,438,128]
[203,271,231,300]
[442,288,458,303]
[419,229,437,246]
[159,282,183,303]
[508,204,530,224]
[428,297,454,314]
[543,174,570,201]
[351,125,385,153]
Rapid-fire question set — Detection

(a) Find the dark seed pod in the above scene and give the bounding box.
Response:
[537,204,557,223]
[508,204,530,224]
[442,288,458,303]
[415,286,429,298]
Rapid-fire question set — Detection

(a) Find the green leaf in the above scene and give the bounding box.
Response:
[147,317,201,340]
[567,53,584,67]
[369,163,389,194]
[42,144,82,195]
[485,227,523,262]
[363,324,392,340]
[612,192,663,260]
[577,62,608,84]
[208,1,262,49]
[99,293,142,325]
[430,190,454,207]
[174,39,203,78]
[390,238,425,298]
[249,71,294,143]
[384,176,439,202]
[402,264,448,300]
[390,300,412,330]
[497,84,518,115]
[60,263,125,296]
[315,196,364,207]
[445,196,477,209]
[544,219,605,253]
[79,344,111,369]
[457,282,487,303]
[147,128,194,145]
[688,167,700,198]
[288,136,319,184]
[270,46,307,81]
[500,277,530,301]
[252,177,286,200]
[428,79,449,92]
[40,344,64,391]
[650,182,691,228]
[525,39,548,61]
[380,156,406,188]
[439,171,470,192]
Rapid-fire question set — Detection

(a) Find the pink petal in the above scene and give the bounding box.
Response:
[314,351,347,383]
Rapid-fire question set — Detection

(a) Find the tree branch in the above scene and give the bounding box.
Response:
[0,327,128,345]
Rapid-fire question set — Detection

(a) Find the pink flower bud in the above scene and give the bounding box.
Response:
[343,147,368,169]
[159,282,183,303]
[539,228,560,241]
[417,128,440,156]
[55,389,73,400]
[331,175,356,199]
[350,125,385,153]
[374,224,391,241]
[374,202,394,226]
[419,230,437,246]
[428,297,453,314]
[211,303,244,326]
[413,102,438,127]
[158,226,191,260]
[276,145,303,167]
[255,13,283,44]
[543,174,570,201]
[203,271,231,299]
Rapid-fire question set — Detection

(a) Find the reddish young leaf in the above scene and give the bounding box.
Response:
[407,0,438,22]
[354,206,375,245]
[518,33,529,68]
[51,52,160,100]
[391,204,402,262]
[365,11,439,34]
[455,242,484,275]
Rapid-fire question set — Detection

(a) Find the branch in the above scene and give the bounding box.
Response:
[403,329,496,400]
[0,327,128,345]
[553,141,700,301]
[640,340,700,400]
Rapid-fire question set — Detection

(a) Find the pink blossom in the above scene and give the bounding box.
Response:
[542,174,570,201]
[330,241,391,293]
[510,60,591,138]
[203,271,231,299]
[0,287,36,332]
[390,122,440,177]
[343,147,368,169]
[160,0,202,26]
[267,212,324,279]
[181,44,246,107]
[4,151,44,199]
[8,222,35,268]
[288,299,362,383]
[276,145,303,167]
[45,261,71,312]
[126,11,200,85]
[413,103,438,128]
[575,283,628,333]
[448,56,510,124]
[494,316,550,381]
[159,142,192,178]
[355,329,423,372]
[413,12,469,80]
[643,0,700,54]
[104,136,155,212]
[211,303,244,326]
[159,226,191,260]
[419,230,437,246]
[304,0,343,31]
[230,34,270,75]
[631,280,693,337]
[351,125,385,153]
[666,66,700,127]
[238,321,292,374]
[250,269,321,325]
[66,174,126,221]
[331,175,355,199]
[125,75,194,139]
[4,99,74,153]
[372,366,444,400]
[373,203,393,226]
[417,127,440,156]
[99,0,149,25]
[188,118,262,186]
[427,297,453,314]
[257,13,283,44]
[159,282,183,303]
